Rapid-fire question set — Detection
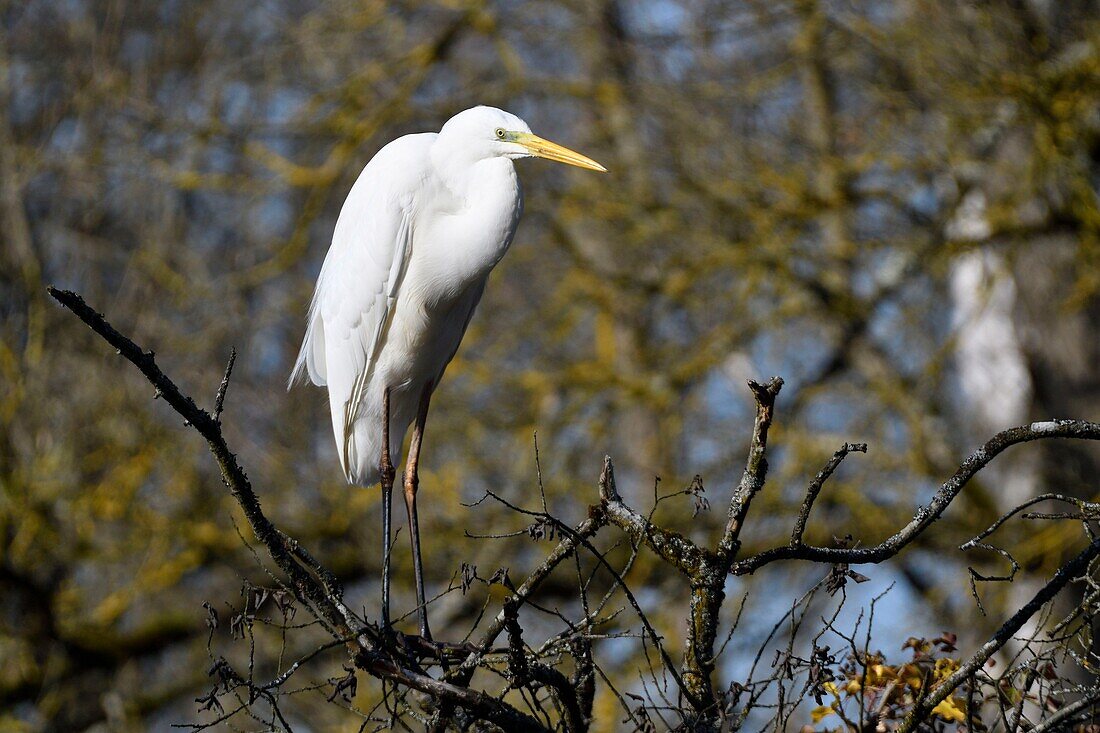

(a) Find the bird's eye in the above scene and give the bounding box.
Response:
[495,128,506,139]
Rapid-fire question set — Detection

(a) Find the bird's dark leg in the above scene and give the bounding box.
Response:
[404,382,433,641]
[379,387,396,633]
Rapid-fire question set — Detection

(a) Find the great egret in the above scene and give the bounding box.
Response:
[289,106,605,640]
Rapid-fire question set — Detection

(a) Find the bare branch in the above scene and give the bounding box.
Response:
[733,419,1100,575]
[789,442,867,548]
[214,348,236,423]
[50,285,1100,732]
[1029,689,1100,732]
[599,454,709,575]
[721,377,784,556]
[47,287,348,634]
[502,599,588,733]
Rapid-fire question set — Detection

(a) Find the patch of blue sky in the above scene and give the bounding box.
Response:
[247,195,295,243]
[626,0,687,36]
[253,322,288,379]
[119,29,153,68]
[47,117,85,154]
[220,81,254,127]
[266,87,311,135]
[748,319,840,395]
[10,59,47,127]
[686,371,755,470]
[869,281,952,379]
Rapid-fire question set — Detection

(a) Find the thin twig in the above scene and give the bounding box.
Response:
[214,348,236,423]
[789,442,867,548]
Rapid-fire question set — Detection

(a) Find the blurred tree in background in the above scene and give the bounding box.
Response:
[2,0,1099,730]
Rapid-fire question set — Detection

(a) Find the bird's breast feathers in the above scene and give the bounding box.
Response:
[418,159,521,287]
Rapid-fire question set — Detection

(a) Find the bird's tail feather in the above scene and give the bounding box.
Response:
[288,296,328,390]
[338,397,411,488]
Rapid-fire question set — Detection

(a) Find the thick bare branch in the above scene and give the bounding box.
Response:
[48,287,347,633]
[503,598,588,733]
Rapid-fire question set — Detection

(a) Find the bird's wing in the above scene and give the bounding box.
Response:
[289,133,434,481]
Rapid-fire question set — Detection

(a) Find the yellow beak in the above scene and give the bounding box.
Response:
[514,132,607,173]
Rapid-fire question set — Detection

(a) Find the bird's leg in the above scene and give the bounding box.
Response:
[404,382,433,641]
[379,387,396,635]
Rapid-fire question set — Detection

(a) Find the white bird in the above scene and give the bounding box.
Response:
[289,106,605,639]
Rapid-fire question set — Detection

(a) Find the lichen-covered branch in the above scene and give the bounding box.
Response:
[598,455,710,575]
[720,377,784,557]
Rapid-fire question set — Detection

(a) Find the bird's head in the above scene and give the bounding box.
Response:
[438,106,606,173]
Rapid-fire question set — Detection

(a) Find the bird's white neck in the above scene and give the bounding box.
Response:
[431,139,511,195]
[419,147,523,301]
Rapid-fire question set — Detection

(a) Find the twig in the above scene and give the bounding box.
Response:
[721,377,784,557]
[789,442,867,548]
[449,503,608,682]
[467,480,696,706]
[962,492,1100,550]
[214,348,236,423]
[1029,689,1100,732]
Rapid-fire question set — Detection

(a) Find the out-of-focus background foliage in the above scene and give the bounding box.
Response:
[3,0,1100,730]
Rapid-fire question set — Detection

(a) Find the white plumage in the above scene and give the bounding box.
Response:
[288,106,604,636]
[291,106,604,485]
